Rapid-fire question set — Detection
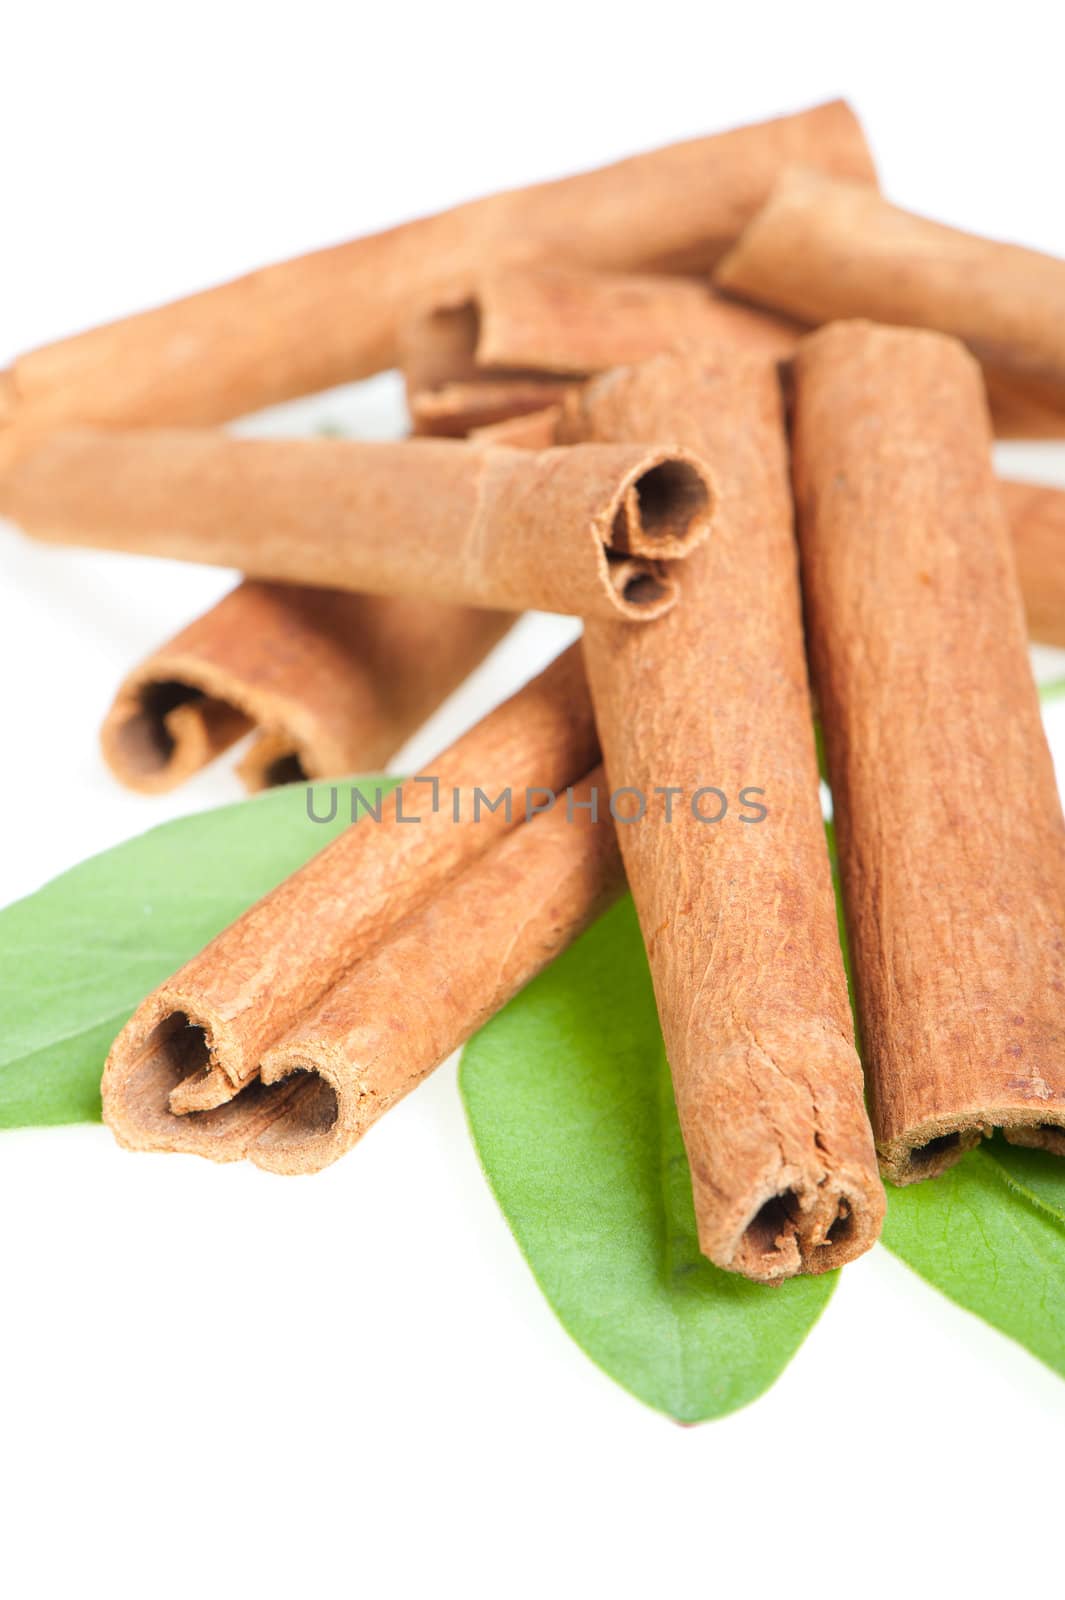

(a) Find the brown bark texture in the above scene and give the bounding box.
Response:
[101,579,512,793]
[791,320,1065,1183]
[569,351,883,1280]
[717,166,1065,437]
[0,431,715,622]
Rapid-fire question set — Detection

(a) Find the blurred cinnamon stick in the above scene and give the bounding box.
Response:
[1000,479,1065,649]
[411,378,574,439]
[102,645,601,1155]
[403,267,799,435]
[792,321,1065,1183]
[568,351,883,1281]
[717,167,1065,437]
[101,580,512,793]
[0,101,874,432]
[0,431,714,622]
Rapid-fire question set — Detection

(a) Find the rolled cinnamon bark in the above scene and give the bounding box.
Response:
[716,167,1065,437]
[410,379,572,439]
[471,407,564,449]
[0,431,714,622]
[792,321,1065,1184]
[403,267,800,433]
[102,644,601,1153]
[566,351,883,1282]
[1,101,874,432]
[240,766,621,1175]
[1000,480,1065,649]
[101,580,512,793]
[409,266,799,379]
[465,422,1065,647]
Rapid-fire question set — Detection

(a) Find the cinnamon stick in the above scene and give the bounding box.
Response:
[1,101,874,432]
[0,431,715,622]
[716,166,1065,437]
[410,380,574,439]
[791,320,1065,1183]
[101,580,512,793]
[566,351,883,1281]
[232,766,620,1175]
[403,267,799,434]
[102,644,601,1154]
[1000,479,1065,649]
[471,408,564,449]
[406,270,796,382]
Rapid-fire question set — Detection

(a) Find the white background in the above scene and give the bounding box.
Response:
[3,4,1065,1596]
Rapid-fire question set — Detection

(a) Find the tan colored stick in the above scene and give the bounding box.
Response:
[471,408,565,449]
[1000,480,1065,650]
[0,102,874,432]
[792,321,1065,1184]
[566,351,882,1282]
[101,579,512,793]
[238,766,622,1175]
[454,266,800,373]
[410,379,574,439]
[403,267,800,435]
[0,431,714,622]
[462,415,1065,656]
[717,166,1065,436]
[102,644,600,1153]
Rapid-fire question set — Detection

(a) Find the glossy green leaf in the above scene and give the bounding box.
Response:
[0,777,393,1126]
[883,1143,1065,1378]
[829,680,1065,1381]
[985,1135,1065,1224]
[460,897,835,1424]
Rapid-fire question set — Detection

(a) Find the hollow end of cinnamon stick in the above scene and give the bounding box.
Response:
[606,456,715,559]
[726,1161,884,1283]
[101,676,253,793]
[250,1045,359,1176]
[236,732,311,792]
[103,992,329,1162]
[881,1113,1065,1185]
[684,1036,886,1283]
[592,448,715,618]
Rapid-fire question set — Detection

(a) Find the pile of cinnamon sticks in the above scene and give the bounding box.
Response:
[3,98,1064,1285]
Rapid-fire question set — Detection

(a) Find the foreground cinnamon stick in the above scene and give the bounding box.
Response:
[792,321,1065,1183]
[102,644,601,1154]
[566,351,883,1281]
[1,101,874,432]
[101,580,512,793]
[717,167,1065,436]
[0,431,714,622]
[403,267,799,435]
[236,767,621,1174]
[1000,480,1065,649]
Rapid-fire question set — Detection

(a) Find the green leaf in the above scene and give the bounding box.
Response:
[985,1136,1065,1225]
[0,777,393,1126]
[460,897,835,1424]
[883,1144,1065,1379]
[1039,675,1065,705]
[827,683,1065,1382]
